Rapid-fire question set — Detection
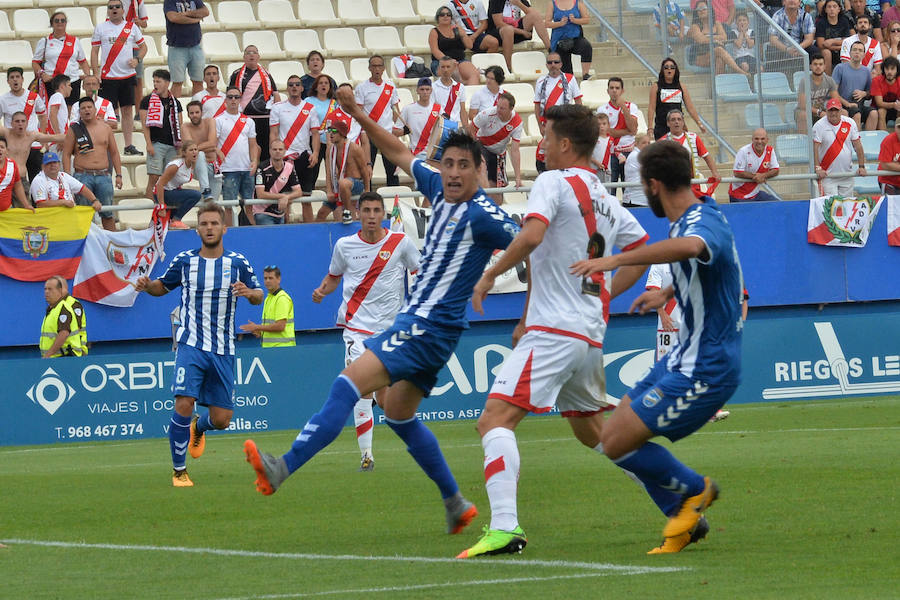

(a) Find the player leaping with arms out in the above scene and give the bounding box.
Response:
[136,202,264,487]
[243,86,521,535]
[571,140,744,554]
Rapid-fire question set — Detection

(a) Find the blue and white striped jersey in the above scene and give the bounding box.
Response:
[160,249,261,355]
[403,159,519,328]
[666,198,744,385]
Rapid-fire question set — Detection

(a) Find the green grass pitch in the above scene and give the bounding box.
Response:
[1,396,898,599]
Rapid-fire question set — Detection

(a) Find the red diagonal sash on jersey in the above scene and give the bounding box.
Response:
[0,159,12,193]
[282,104,313,152]
[367,83,394,123]
[820,122,851,171]
[478,113,522,147]
[344,233,404,323]
[101,21,134,79]
[661,89,682,103]
[23,91,39,121]
[220,115,249,160]
[413,104,442,154]
[543,77,567,112]
[863,37,877,67]
[126,0,139,22]
[730,145,773,198]
[565,174,610,323]
[52,35,76,77]
[599,137,612,169]
[442,82,460,119]
[453,0,477,31]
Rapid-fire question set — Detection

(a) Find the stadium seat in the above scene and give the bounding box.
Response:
[396,86,414,107]
[465,84,483,102]
[792,70,804,93]
[0,13,13,40]
[404,24,433,54]
[267,61,304,87]
[504,82,536,113]
[757,72,794,101]
[202,32,243,62]
[775,133,811,165]
[626,0,658,13]
[132,164,148,190]
[682,45,710,74]
[472,53,513,81]
[144,4,167,33]
[716,73,756,102]
[283,29,322,60]
[744,103,790,133]
[323,28,368,58]
[257,0,297,28]
[376,185,414,203]
[59,7,93,36]
[510,51,548,82]
[522,113,541,145]
[217,1,261,30]
[0,0,37,9]
[0,40,35,66]
[507,145,538,178]
[112,170,135,197]
[142,36,164,66]
[116,198,154,230]
[578,78,610,108]
[349,57,371,82]
[242,31,285,60]
[855,166,881,195]
[784,101,798,128]
[337,0,383,25]
[416,0,447,18]
[364,26,403,55]
[859,130,888,161]
[297,0,338,26]
[323,59,350,84]
[376,0,423,25]
[13,9,50,34]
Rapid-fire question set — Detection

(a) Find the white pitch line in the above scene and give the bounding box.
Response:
[0,539,687,575]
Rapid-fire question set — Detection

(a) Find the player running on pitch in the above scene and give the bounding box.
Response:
[136,202,263,487]
[571,140,744,553]
[312,191,421,471]
[243,86,520,535]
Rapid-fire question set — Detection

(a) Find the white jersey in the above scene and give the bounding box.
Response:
[533,72,582,116]
[0,91,46,131]
[92,20,144,80]
[70,95,118,125]
[591,135,614,171]
[468,86,504,115]
[33,35,86,81]
[840,35,882,71]
[524,167,649,346]
[445,0,488,34]
[598,100,640,151]
[473,106,523,154]
[269,99,321,156]
[215,112,257,172]
[729,143,779,199]
[354,78,400,131]
[646,263,681,330]
[812,115,859,178]
[662,131,708,177]
[623,147,648,206]
[121,0,149,22]
[47,92,69,136]
[30,171,83,205]
[162,158,195,191]
[397,101,441,157]
[328,230,421,335]
[431,78,466,124]
[192,90,226,120]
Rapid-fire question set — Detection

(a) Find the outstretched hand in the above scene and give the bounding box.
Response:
[569,256,618,277]
[630,288,669,315]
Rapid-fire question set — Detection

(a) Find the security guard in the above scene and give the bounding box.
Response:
[40,275,86,357]
[240,265,295,347]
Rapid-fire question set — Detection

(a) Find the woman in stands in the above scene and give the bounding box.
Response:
[429,6,480,85]
[155,140,203,230]
[305,74,338,187]
[882,20,900,60]
[647,57,706,139]
[31,10,89,106]
[546,0,593,79]
[300,51,336,100]
[815,0,854,75]
[687,1,749,75]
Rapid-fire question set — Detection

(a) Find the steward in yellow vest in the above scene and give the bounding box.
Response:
[40,276,86,357]
[240,266,295,347]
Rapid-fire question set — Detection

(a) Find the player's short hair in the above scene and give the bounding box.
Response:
[196,200,226,222]
[545,104,599,158]
[78,97,95,107]
[484,65,506,86]
[358,191,384,208]
[496,91,516,109]
[608,76,624,89]
[639,140,692,191]
[226,86,241,95]
[7,66,23,78]
[263,265,281,277]
[442,131,483,168]
[596,112,609,122]
[153,69,171,82]
[186,100,202,111]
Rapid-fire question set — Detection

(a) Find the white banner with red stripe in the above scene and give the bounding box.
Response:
[888,195,900,246]
[807,195,882,247]
[397,197,526,293]
[72,205,169,306]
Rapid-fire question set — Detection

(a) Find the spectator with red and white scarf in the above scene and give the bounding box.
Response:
[139,69,183,200]
[229,46,278,162]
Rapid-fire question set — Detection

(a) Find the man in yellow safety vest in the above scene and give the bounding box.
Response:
[240,265,295,347]
[40,275,87,357]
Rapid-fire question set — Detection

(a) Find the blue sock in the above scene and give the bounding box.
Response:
[282,375,360,474]
[621,468,682,516]
[386,416,458,499]
[196,413,214,434]
[169,412,191,470]
[613,441,705,498]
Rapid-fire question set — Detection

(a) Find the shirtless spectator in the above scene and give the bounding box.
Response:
[62,97,123,231]
[4,112,64,189]
[182,100,218,200]
[1,67,48,181]
[319,118,368,224]
[0,136,32,211]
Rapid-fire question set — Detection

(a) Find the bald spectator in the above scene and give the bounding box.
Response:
[729,128,780,202]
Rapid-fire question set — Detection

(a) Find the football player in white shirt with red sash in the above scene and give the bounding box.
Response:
[354,56,401,186]
[69,74,117,126]
[459,103,649,559]
[472,91,524,203]
[215,87,259,226]
[312,192,421,471]
[192,65,227,120]
[431,57,469,131]
[533,52,582,125]
[597,77,640,183]
[394,78,442,161]
[813,98,867,196]
[728,128,780,202]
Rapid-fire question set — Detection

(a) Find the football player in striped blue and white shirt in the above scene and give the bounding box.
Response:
[137,202,263,487]
[244,86,520,537]
[571,140,744,554]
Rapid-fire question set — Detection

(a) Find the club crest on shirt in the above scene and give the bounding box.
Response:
[445,217,460,232]
[378,249,392,260]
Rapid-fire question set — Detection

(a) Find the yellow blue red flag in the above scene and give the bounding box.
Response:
[0,206,94,281]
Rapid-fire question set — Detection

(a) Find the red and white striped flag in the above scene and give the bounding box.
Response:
[888,195,900,246]
[72,205,169,306]
[807,195,882,247]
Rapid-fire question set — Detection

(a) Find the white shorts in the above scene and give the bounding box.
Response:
[488,330,612,416]
[342,328,371,367]
[656,328,679,361]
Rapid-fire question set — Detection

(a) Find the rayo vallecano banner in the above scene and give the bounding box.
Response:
[3,307,899,446]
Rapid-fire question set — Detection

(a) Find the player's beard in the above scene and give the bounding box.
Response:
[645,185,666,218]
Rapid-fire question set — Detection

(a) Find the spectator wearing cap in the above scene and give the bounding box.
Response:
[31,151,100,211]
[813,97,866,196]
[319,117,369,224]
[394,78,440,162]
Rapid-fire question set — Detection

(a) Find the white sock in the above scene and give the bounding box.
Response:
[482,427,520,532]
[354,397,374,458]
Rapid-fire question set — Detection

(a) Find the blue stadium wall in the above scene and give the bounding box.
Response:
[2,201,898,445]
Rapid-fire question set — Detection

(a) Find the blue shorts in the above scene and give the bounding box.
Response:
[364,313,462,396]
[628,358,737,442]
[172,343,235,409]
